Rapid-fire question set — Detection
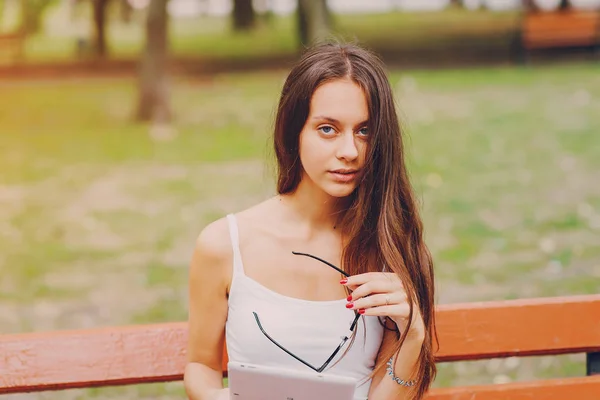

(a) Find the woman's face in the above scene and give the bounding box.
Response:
[298,78,369,199]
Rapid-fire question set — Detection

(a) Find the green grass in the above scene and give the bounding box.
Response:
[1,62,599,398]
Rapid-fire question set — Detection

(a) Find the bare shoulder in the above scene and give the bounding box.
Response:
[194,216,233,262]
[192,197,277,268]
[189,216,235,293]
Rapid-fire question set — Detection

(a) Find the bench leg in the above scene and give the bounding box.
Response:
[510,31,528,65]
[587,352,600,376]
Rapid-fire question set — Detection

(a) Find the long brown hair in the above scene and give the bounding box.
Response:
[273,42,437,399]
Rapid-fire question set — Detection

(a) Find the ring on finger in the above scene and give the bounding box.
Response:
[385,294,390,306]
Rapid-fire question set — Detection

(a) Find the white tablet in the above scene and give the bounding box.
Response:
[227,361,356,400]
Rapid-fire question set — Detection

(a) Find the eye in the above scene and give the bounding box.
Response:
[318,126,335,135]
[357,127,369,136]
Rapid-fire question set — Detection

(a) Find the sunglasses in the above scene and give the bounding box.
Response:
[252,251,360,373]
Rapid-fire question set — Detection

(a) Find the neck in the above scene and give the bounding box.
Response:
[278,177,351,233]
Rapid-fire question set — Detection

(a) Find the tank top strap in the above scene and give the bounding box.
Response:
[226,213,246,276]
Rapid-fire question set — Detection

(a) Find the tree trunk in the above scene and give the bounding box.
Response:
[19,0,51,34]
[297,0,330,46]
[297,0,308,46]
[255,0,274,25]
[120,0,133,23]
[92,0,110,58]
[19,0,36,34]
[136,0,171,123]
[232,0,255,31]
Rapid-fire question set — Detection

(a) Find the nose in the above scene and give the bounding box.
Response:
[336,132,359,161]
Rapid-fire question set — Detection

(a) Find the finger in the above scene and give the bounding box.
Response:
[359,303,411,318]
[342,272,396,288]
[347,280,394,300]
[351,277,406,301]
[350,292,406,310]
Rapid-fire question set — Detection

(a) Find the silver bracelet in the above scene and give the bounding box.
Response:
[386,357,417,387]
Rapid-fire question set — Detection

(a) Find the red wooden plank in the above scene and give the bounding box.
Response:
[0,323,188,394]
[435,294,600,361]
[426,375,600,400]
[522,10,600,49]
[524,12,599,31]
[524,34,598,49]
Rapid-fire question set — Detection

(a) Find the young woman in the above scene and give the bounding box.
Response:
[183,42,436,400]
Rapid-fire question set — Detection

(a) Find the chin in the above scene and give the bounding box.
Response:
[322,183,357,199]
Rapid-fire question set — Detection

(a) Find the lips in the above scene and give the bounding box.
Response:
[330,169,358,174]
[329,169,359,183]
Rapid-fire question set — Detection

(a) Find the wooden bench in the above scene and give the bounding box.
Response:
[519,9,600,57]
[1,294,599,398]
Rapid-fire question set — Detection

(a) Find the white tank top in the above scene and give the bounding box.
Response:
[225,214,384,400]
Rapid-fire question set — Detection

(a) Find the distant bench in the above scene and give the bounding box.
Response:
[520,9,600,57]
[1,295,599,398]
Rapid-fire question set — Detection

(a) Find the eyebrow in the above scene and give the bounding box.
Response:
[312,115,369,128]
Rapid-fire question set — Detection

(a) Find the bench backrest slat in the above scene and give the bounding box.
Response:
[435,294,600,361]
[0,323,188,393]
[427,375,600,400]
[524,11,600,32]
[521,10,600,49]
[1,295,598,394]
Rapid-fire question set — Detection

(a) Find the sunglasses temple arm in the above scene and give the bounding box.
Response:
[291,251,350,278]
[349,312,360,331]
[253,312,321,373]
[316,337,350,373]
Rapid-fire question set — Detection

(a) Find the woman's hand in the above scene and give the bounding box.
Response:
[342,272,425,343]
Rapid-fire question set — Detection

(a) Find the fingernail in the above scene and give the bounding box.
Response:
[345,302,354,309]
[358,309,365,315]
[346,295,352,301]
[340,279,348,285]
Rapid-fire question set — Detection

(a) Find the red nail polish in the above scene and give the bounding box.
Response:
[358,309,365,315]
[340,279,348,285]
[346,295,353,301]
[345,302,354,309]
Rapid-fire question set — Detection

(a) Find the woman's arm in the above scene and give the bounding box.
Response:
[367,327,423,400]
[183,219,232,400]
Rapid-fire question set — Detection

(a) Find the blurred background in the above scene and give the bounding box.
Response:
[1,0,599,398]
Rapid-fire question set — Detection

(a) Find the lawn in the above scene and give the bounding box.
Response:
[0,62,599,398]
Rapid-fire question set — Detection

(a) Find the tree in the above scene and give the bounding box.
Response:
[136,0,171,123]
[297,0,331,47]
[119,0,133,23]
[92,0,111,58]
[91,0,133,57]
[232,0,255,31]
[19,0,54,34]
